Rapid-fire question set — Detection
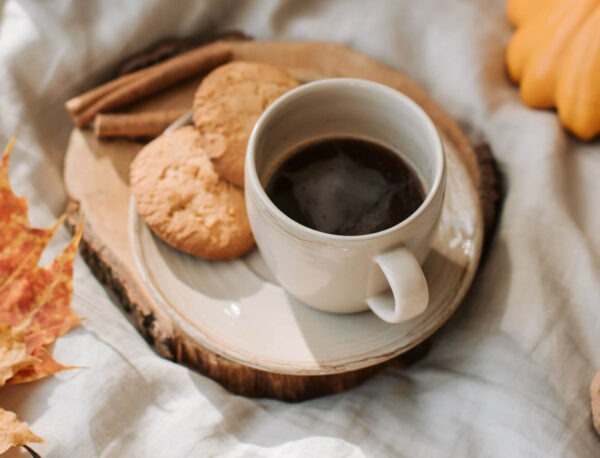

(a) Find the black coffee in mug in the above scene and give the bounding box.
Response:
[265,136,426,236]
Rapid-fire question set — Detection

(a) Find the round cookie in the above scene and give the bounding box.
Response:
[130,126,255,260]
[192,61,300,187]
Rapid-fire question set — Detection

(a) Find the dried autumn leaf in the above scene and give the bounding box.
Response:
[8,346,74,385]
[23,223,83,352]
[0,264,56,329]
[0,223,83,354]
[0,136,84,453]
[0,138,65,288]
[0,408,43,455]
[0,218,64,288]
[0,137,28,228]
[0,324,37,385]
[0,137,83,386]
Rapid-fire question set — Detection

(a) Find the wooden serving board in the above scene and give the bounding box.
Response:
[64,40,501,401]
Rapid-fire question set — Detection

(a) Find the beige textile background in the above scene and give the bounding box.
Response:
[1,0,599,456]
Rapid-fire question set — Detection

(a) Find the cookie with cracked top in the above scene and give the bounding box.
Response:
[192,61,299,187]
[130,125,255,260]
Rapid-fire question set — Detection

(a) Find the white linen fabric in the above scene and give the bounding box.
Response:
[1,0,599,456]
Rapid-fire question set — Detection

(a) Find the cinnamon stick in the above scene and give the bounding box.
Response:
[65,71,140,115]
[94,110,188,139]
[68,41,233,127]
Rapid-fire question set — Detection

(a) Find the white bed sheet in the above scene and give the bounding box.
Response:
[1,1,599,456]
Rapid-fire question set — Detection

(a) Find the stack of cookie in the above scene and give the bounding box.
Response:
[130,61,299,260]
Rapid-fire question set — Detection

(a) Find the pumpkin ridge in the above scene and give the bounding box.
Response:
[507,0,600,139]
[556,6,600,140]
[506,0,574,83]
[519,0,598,109]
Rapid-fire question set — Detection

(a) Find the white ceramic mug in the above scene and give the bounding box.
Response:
[245,78,446,323]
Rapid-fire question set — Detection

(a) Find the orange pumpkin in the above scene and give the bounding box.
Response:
[506,0,600,139]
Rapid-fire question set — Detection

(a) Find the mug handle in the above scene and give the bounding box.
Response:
[366,247,428,324]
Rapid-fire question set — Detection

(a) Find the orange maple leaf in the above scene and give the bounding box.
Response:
[0,137,82,378]
[0,324,37,385]
[0,223,83,353]
[0,138,63,290]
[7,346,75,385]
[0,136,83,453]
[0,137,28,227]
[0,408,43,454]
[0,222,62,288]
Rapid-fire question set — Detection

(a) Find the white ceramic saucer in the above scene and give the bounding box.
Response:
[129,130,482,376]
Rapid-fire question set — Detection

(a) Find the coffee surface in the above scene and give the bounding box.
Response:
[265,137,425,236]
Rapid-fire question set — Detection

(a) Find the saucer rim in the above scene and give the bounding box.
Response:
[128,130,484,376]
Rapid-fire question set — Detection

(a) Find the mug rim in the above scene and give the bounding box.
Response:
[245,77,445,242]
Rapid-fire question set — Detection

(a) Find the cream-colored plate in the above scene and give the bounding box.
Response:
[129,126,482,376]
